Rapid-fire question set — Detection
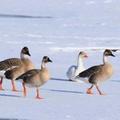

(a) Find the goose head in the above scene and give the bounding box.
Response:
[104,49,115,57]
[41,56,52,68]
[42,56,52,63]
[20,47,31,59]
[79,51,88,59]
[21,47,31,56]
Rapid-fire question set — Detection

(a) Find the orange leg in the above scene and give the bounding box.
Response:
[11,80,17,92]
[86,85,94,94]
[36,88,43,99]
[0,77,4,90]
[22,82,27,97]
[95,85,105,95]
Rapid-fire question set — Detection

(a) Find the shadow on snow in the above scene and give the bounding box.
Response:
[51,77,73,82]
[0,93,20,98]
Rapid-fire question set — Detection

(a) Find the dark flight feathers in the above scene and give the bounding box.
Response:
[78,65,102,78]
[16,69,40,80]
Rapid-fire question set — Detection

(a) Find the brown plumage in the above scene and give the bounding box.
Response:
[16,56,52,99]
[0,47,31,72]
[3,47,34,91]
[77,49,115,95]
[0,58,22,71]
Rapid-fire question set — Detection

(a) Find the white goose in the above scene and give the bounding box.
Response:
[66,51,88,82]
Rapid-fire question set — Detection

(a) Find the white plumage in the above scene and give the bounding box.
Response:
[66,51,88,82]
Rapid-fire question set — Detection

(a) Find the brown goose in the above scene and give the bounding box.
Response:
[0,58,22,90]
[76,49,115,95]
[4,47,34,91]
[0,47,29,90]
[16,56,52,99]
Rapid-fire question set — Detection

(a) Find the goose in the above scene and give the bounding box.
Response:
[4,47,34,91]
[66,51,88,82]
[0,47,31,90]
[0,58,22,90]
[16,56,52,99]
[76,49,115,95]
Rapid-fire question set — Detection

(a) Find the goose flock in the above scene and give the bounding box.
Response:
[0,47,117,99]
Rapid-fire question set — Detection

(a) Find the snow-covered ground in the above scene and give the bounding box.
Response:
[0,0,120,120]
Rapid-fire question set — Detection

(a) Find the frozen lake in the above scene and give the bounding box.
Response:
[0,0,120,120]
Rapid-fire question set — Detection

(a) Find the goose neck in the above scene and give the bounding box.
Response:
[77,57,84,68]
[20,53,29,60]
[103,55,108,64]
[41,62,46,69]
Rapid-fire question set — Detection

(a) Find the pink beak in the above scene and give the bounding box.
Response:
[84,54,88,58]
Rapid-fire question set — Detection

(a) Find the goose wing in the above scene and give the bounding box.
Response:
[16,69,40,80]
[0,58,22,71]
[66,65,77,80]
[78,65,103,78]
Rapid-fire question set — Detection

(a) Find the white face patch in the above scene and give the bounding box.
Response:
[21,54,30,59]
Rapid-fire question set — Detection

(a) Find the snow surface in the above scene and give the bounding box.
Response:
[0,0,120,120]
